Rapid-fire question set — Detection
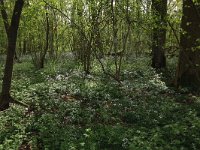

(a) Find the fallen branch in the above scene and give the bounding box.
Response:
[0,94,28,111]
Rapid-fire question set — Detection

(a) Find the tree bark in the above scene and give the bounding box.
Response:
[0,0,9,35]
[151,0,167,69]
[39,5,49,69]
[0,0,24,111]
[23,39,27,55]
[175,0,200,88]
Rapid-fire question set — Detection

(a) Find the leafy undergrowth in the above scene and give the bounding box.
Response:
[0,58,200,150]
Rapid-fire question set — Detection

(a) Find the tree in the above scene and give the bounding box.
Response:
[38,5,50,69]
[0,0,25,111]
[151,0,167,69]
[175,0,200,88]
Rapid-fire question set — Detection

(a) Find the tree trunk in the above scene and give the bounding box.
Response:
[0,0,9,35]
[175,0,200,88]
[0,0,24,111]
[23,39,27,55]
[1,0,19,62]
[151,0,167,69]
[39,5,49,69]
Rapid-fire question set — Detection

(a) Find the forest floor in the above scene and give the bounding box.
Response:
[0,57,200,150]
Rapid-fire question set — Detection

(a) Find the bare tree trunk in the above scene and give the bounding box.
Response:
[23,39,27,55]
[111,0,119,80]
[175,0,200,88]
[0,0,9,35]
[0,0,25,111]
[1,0,19,62]
[39,5,49,69]
[151,0,167,69]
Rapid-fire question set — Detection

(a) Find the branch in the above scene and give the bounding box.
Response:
[9,96,29,108]
[0,0,10,35]
[42,0,89,43]
[94,50,122,84]
[167,20,180,46]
